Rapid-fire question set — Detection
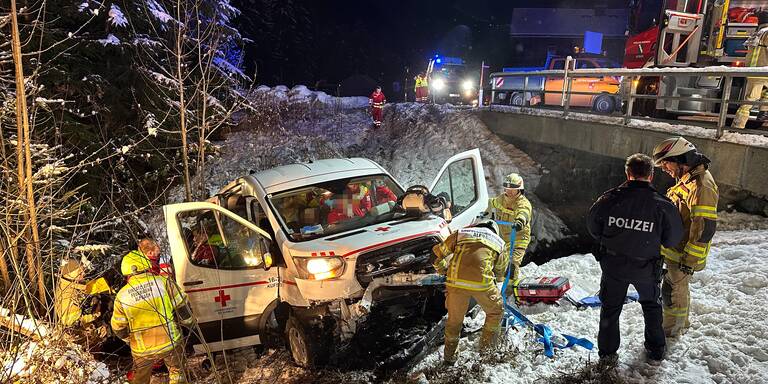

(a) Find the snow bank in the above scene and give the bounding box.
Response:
[490,105,768,148]
[411,228,768,384]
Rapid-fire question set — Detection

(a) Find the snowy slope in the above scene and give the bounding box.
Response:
[411,227,768,384]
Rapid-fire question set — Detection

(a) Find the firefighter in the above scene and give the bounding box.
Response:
[369,86,386,128]
[112,240,193,384]
[484,173,532,284]
[587,153,683,363]
[432,219,507,365]
[652,137,719,337]
[732,11,768,129]
[414,72,429,102]
[54,259,109,348]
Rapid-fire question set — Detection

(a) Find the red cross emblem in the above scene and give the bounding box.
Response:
[375,226,390,232]
[214,290,231,307]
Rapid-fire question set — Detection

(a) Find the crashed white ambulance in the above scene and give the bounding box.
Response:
[163,149,488,367]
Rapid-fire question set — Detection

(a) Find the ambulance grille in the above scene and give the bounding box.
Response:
[355,236,440,287]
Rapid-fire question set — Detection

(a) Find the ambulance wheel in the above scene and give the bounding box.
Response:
[592,94,616,114]
[285,315,327,368]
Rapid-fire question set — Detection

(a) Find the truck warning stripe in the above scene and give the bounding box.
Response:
[185,280,270,294]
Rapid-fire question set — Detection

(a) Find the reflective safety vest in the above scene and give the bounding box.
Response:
[661,164,718,271]
[432,227,508,291]
[111,273,187,356]
[485,194,533,252]
[414,76,428,89]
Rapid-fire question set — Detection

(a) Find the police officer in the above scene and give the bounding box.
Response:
[587,154,683,363]
[432,219,508,365]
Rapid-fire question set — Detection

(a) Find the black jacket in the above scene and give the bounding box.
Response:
[587,180,684,281]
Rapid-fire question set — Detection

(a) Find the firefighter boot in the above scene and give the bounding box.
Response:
[757,111,768,122]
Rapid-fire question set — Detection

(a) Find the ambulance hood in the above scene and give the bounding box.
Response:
[286,216,448,258]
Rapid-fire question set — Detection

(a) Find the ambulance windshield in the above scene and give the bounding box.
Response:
[269,174,404,241]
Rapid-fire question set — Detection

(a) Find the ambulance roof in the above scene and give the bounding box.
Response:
[247,158,388,194]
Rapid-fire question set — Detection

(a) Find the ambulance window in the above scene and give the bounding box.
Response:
[431,158,477,216]
[177,209,270,270]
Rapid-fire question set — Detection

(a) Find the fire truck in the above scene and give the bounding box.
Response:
[626,0,768,127]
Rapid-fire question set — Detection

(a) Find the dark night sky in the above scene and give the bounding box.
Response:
[232,0,631,97]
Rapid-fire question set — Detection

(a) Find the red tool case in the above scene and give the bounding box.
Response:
[514,277,571,304]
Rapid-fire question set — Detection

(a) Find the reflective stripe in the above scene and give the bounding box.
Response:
[684,242,707,258]
[691,205,717,219]
[446,279,492,291]
[661,247,683,262]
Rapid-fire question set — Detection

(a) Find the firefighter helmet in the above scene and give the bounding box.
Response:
[652,137,696,166]
[120,250,152,276]
[503,173,524,190]
[61,259,85,281]
[473,218,500,235]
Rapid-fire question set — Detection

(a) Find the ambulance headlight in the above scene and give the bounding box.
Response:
[432,78,446,91]
[295,256,345,281]
[462,79,474,91]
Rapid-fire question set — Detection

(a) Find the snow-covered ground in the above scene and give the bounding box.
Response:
[410,226,768,384]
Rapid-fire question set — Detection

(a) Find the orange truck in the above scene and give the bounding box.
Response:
[490,53,622,114]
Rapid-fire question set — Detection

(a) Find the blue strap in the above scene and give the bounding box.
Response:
[494,220,594,358]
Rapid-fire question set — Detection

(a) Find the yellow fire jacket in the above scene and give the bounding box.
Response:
[432,227,508,291]
[54,279,99,327]
[111,273,187,356]
[485,194,533,252]
[661,164,719,271]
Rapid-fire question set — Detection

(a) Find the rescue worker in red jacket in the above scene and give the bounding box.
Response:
[369,86,386,128]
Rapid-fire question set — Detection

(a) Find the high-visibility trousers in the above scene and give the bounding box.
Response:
[371,106,383,126]
[130,343,186,384]
[733,78,768,128]
[415,86,429,102]
[444,286,503,363]
[662,263,692,337]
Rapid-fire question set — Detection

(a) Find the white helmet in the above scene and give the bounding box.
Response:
[652,137,696,166]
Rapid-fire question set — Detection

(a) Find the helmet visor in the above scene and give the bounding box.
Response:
[503,181,522,189]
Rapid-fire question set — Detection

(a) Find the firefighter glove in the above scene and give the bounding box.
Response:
[679,263,694,276]
[513,220,524,231]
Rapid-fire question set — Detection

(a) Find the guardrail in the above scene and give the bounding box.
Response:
[486,63,768,138]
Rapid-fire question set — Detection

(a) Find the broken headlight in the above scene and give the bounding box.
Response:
[295,256,345,281]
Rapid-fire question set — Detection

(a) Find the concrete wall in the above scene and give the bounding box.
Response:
[478,110,768,199]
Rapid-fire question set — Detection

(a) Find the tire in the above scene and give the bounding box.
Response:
[511,92,525,106]
[285,314,328,368]
[592,94,616,114]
